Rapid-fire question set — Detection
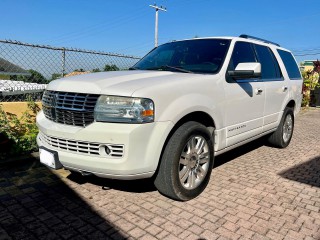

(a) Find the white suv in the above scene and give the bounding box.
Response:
[37,35,302,201]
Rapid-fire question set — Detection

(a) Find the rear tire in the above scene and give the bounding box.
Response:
[268,107,294,148]
[154,121,214,201]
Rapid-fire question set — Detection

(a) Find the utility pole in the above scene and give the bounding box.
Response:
[149,4,167,47]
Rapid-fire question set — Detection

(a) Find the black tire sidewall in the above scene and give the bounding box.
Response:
[279,108,294,147]
[167,122,214,200]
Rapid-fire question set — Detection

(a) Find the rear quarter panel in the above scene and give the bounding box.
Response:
[273,46,303,116]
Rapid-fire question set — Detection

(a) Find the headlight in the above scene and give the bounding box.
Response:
[94,95,154,123]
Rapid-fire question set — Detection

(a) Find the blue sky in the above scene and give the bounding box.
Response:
[1,0,320,63]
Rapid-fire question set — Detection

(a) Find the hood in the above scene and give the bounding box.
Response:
[47,70,202,96]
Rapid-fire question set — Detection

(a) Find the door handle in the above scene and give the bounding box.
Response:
[283,86,288,92]
[256,88,263,95]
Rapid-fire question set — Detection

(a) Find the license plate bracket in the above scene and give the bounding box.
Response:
[39,147,63,169]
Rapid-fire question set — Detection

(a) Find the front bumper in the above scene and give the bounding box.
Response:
[36,111,173,179]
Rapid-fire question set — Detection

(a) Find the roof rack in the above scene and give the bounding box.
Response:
[239,34,280,47]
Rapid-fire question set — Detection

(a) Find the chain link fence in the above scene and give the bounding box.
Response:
[0,39,141,102]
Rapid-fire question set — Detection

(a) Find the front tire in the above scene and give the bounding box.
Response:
[268,107,294,148]
[154,121,214,201]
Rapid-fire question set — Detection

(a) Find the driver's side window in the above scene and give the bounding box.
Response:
[228,42,257,71]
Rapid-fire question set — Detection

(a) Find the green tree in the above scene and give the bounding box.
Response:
[302,60,320,107]
[10,69,47,84]
[92,68,101,72]
[104,64,119,71]
[74,68,85,72]
[51,73,62,80]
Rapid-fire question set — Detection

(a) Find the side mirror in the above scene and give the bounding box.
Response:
[228,62,261,79]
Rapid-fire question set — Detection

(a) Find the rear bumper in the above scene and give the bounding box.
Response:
[36,111,173,179]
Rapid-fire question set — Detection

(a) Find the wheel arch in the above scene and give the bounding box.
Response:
[153,111,216,179]
[175,111,216,129]
[166,111,216,146]
[286,99,296,110]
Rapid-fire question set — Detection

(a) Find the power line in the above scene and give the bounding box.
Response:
[53,11,149,46]
[42,7,148,45]
[294,52,320,57]
[114,41,154,53]
[293,47,320,53]
[292,46,320,57]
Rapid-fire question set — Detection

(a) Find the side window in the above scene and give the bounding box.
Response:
[228,42,256,71]
[254,45,282,80]
[277,50,301,79]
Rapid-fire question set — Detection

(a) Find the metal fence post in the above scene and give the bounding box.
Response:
[61,48,66,77]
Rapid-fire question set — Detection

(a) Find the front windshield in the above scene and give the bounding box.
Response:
[133,39,231,74]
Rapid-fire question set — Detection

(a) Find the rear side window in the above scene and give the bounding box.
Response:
[255,45,282,79]
[277,50,301,79]
[228,42,256,70]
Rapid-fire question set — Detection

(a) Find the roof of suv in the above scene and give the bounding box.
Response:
[171,35,291,52]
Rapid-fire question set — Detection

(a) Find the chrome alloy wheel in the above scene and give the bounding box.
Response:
[283,114,293,143]
[179,136,210,190]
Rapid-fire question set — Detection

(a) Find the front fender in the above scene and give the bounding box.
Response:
[157,93,223,130]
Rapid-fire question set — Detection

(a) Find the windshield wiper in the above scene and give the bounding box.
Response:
[146,65,193,73]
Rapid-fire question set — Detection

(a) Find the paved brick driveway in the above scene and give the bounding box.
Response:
[1,109,319,240]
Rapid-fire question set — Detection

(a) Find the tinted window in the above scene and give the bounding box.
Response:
[133,39,231,74]
[277,50,301,79]
[255,45,282,79]
[228,42,256,70]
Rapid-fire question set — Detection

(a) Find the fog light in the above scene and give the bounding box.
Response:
[99,144,111,156]
[105,146,111,155]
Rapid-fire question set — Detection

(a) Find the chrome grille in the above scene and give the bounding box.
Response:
[39,132,124,158]
[42,90,99,127]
